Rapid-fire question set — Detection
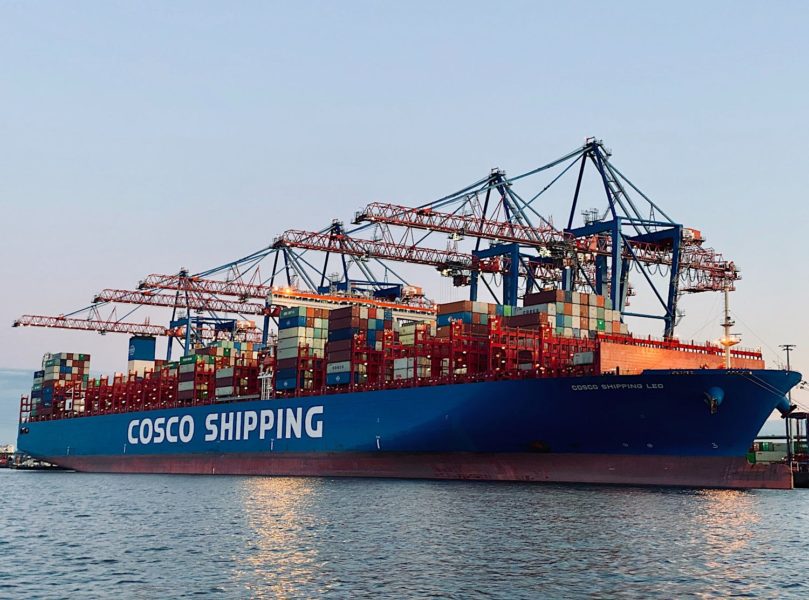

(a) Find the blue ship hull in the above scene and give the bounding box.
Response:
[17,370,801,489]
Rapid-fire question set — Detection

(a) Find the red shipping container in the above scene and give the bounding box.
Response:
[330,306,360,321]
[437,300,473,315]
[327,349,352,363]
[276,357,298,370]
[329,316,360,331]
[328,339,353,352]
[524,290,565,306]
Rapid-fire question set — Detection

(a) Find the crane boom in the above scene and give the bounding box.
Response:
[355,202,566,246]
[93,289,270,316]
[12,314,264,342]
[139,274,437,317]
[272,229,473,270]
[13,314,169,336]
[356,202,737,292]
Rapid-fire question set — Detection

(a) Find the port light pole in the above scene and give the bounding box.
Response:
[780,344,796,462]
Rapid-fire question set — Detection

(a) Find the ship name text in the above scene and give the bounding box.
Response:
[126,406,324,446]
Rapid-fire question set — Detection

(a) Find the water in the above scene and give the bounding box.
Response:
[1,472,807,599]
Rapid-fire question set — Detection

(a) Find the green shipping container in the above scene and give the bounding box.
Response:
[597,319,606,331]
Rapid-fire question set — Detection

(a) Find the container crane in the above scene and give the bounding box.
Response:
[13,314,169,337]
[138,271,437,319]
[93,289,272,317]
[12,314,264,343]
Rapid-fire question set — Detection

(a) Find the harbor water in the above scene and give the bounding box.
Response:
[1,470,807,599]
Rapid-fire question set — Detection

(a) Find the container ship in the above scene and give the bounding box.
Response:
[13,140,803,489]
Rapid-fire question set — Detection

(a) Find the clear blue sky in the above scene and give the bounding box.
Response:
[1,1,807,412]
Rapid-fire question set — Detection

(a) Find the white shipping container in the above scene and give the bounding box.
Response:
[279,327,306,340]
[128,359,154,377]
[276,347,300,361]
[589,306,598,319]
[178,381,195,392]
[394,357,414,370]
[471,301,488,314]
[326,361,352,374]
[215,386,235,397]
[277,339,301,352]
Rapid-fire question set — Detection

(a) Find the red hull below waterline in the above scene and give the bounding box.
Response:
[45,452,793,490]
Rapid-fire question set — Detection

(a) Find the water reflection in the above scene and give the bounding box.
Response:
[238,477,330,598]
[2,473,806,599]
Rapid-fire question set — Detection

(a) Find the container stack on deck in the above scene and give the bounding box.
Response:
[507,290,628,338]
[276,306,328,392]
[178,354,215,404]
[325,306,394,386]
[29,352,91,417]
[21,291,769,422]
[191,340,260,399]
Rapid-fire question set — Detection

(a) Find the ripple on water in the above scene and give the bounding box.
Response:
[1,472,808,598]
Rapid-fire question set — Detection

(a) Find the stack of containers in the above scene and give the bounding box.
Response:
[39,352,91,413]
[325,306,394,386]
[276,306,329,391]
[127,336,156,377]
[177,354,215,403]
[398,321,436,345]
[30,370,44,416]
[436,301,506,338]
[193,340,259,367]
[509,290,629,339]
[214,364,260,399]
[392,357,431,380]
[190,340,260,399]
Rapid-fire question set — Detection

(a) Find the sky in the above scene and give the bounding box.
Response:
[1,1,808,421]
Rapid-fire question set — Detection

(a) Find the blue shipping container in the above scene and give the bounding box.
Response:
[556,314,565,327]
[129,336,156,361]
[279,316,307,330]
[275,377,299,390]
[280,306,307,319]
[276,367,298,380]
[437,312,473,327]
[328,328,357,342]
[326,372,358,386]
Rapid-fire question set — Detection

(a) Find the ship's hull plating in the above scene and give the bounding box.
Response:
[18,370,801,489]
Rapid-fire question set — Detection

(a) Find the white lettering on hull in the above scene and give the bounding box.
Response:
[128,406,324,446]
